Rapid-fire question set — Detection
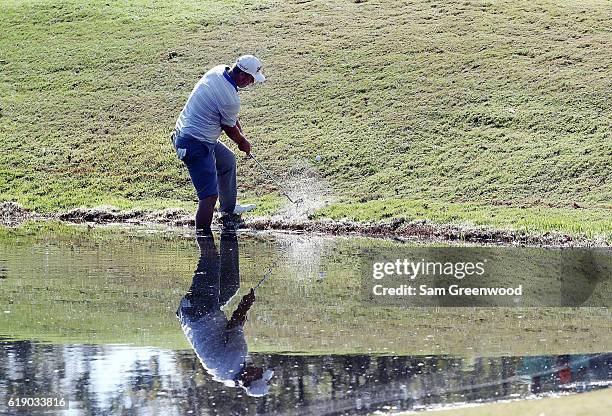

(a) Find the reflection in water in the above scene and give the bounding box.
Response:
[0,341,610,415]
[177,233,274,397]
[0,230,611,414]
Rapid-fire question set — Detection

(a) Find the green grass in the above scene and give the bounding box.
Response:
[1,0,611,235]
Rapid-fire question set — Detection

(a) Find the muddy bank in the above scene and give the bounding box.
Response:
[244,217,609,247]
[0,202,33,227]
[1,202,609,247]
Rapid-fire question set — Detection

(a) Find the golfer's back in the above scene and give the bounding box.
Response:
[176,65,240,144]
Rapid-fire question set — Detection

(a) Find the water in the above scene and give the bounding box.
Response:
[1,341,609,415]
[0,227,610,415]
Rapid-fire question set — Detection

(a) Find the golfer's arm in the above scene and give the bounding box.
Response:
[225,306,249,329]
[225,294,254,329]
[221,123,247,146]
[226,314,245,329]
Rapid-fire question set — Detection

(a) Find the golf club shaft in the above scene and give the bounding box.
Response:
[249,154,295,203]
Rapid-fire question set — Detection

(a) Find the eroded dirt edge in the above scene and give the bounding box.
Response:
[1,202,609,247]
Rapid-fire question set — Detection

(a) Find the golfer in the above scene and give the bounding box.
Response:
[172,55,266,235]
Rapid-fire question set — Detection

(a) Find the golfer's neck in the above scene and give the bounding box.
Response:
[228,68,239,83]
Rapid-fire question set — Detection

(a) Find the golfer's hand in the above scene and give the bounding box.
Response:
[238,138,251,155]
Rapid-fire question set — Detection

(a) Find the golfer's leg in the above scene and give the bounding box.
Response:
[195,195,217,236]
[179,138,219,235]
[214,141,237,215]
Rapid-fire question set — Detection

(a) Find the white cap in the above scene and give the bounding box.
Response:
[236,55,266,83]
[244,369,274,397]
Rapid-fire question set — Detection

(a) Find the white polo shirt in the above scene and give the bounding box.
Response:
[175,65,240,144]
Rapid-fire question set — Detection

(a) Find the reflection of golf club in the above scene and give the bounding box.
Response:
[254,267,273,291]
[249,154,302,204]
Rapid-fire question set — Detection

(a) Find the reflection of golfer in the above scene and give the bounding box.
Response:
[177,234,273,396]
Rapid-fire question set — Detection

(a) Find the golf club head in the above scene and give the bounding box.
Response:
[284,193,302,205]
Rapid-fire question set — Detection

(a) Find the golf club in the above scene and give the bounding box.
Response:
[249,153,302,204]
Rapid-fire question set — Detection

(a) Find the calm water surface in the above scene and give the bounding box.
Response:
[0,227,610,415]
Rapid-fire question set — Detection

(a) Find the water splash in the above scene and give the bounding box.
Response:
[273,158,334,221]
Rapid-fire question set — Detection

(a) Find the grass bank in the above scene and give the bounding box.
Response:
[1,0,610,238]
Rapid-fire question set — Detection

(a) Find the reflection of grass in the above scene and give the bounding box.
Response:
[1,228,610,356]
[406,388,612,416]
[2,0,611,239]
[0,220,120,238]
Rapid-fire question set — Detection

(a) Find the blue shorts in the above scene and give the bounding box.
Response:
[173,133,218,200]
